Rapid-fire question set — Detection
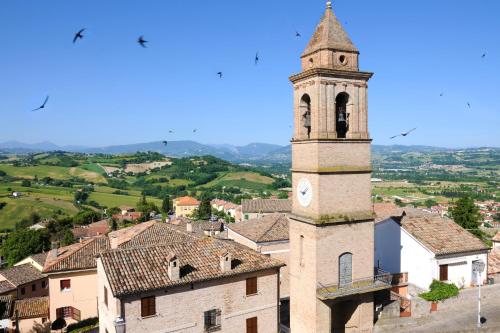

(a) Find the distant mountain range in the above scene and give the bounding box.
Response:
[0,140,497,163]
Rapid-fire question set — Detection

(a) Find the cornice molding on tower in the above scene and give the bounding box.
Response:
[289,68,373,84]
[291,166,372,175]
[290,138,372,144]
[288,212,375,227]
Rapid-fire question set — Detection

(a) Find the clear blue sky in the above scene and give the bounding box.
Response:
[1,0,498,148]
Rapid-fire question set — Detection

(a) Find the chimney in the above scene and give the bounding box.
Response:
[186,221,193,233]
[219,250,232,273]
[166,252,180,281]
[50,241,59,259]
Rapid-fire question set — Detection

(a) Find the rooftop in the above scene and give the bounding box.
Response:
[11,296,49,320]
[488,248,500,276]
[117,222,196,249]
[72,219,111,239]
[0,280,16,294]
[100,237,284,297]
[228,214,289,243]
[0,263,45,287]
[492,232,500,242]
[389,208,489,256]
[174,196,200,206]
[29,252,48,268]
[241,199,291,214]
[168,217,225,237]
[302,1,358,57]
[43,236,110,273]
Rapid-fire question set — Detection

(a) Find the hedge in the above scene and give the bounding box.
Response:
[419,280,459,302]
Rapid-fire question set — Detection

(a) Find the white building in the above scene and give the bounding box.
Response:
[375,208,489,290]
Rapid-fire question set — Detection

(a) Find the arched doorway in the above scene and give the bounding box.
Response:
[335,93,349,138]
[339,252,352,287]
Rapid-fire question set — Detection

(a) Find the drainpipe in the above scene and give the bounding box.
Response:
[277,267,281,332]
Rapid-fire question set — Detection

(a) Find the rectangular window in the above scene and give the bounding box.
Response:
[56,307,73,319]
[42,280,46,289]
[104,286,108,307]
[32,284,36,292]
[141,296,156,317]
[204,309,221,332]
[439,264,448,281]
[246,277,257,296]
[246,317,258,333]
[21,287,25,295]
[60,279,71,291]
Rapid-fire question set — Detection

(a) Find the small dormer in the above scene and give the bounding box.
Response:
[219,250,232,273]
[166,252,180,281]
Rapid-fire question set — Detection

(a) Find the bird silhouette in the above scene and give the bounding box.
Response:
[440,92,444,97]
[168,130,174,133]
[467,102,471,108]
[217,72,223,79]
[390,128,417,139]
[481,53,486,58]
[193,129,197,133]
[73,28,85,44]
[162,141,168,146]
[255,52,259,65]
[295,31,301,38]
[31,96,49,112]
[138,36,148,48]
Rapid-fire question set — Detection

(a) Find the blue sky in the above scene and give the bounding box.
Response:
[0,0,498,148]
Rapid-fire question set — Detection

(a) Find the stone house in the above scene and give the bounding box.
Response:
[97,237,284,333]
[173,196,200,217]
[43,236,110,325]
[241,199,291,221]
[227,214,290,299]
[375,208,490,290]
[0,261,48,300]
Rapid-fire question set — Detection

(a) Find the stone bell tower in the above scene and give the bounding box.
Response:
[289,2,381,332]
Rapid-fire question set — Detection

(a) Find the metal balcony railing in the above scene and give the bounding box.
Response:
[317,269,392,300]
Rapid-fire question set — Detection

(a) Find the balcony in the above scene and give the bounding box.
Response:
[317,269,392,300]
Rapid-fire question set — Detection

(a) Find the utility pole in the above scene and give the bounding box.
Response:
[472,260,485,329]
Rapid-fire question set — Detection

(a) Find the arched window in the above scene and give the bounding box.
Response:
[339,252,352,286]
[335,93,349,138]
[300,94,311,139]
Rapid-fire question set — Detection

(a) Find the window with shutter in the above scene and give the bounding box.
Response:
[141,296,156,317]
[246,317,258,333]
[246,277,257,296]
[60,279,71,291]
[71,307,81,321]
[203,309,221,332]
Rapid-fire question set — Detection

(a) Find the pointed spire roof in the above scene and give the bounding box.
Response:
[302,1,358,57]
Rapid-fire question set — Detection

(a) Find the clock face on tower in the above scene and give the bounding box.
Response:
[297,178,313,207]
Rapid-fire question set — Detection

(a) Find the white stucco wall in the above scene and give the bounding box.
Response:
[436,252,488,288]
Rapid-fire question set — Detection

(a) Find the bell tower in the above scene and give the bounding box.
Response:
[289,2,379,332]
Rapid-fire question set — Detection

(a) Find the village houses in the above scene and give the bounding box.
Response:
[173,196,200,217]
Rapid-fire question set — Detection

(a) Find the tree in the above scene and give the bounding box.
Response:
[162,196,172,213]
[51,317,66,332]
[424,198,438,208]
[198,196,212,220]
[450,196,480,231]
[2,229,50,266]
[111,218,118,231]
[61,229,75,246]
[136,195,159,222]
[21,179,31,187]
[74,190,89,204]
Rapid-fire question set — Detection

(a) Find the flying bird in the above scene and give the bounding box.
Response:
[440,92,443,97]
[481,53,486,58]
[390,128,417,139]
[193,129,197,133]
[168,130,174,133]
[31,95,49,112]
[162,141,168,146]
[217,72,223,79]
[255,52,259,65]
[137,36,148,48]
[73,28,85,43]
[467,102,471,108]
[295,31,301,38]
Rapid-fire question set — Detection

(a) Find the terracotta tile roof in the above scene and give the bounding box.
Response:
[488,248,500,276]
[29,253,48,267]
[0,295,13,320]
[228,214,289,243]
[0,264,45,287]
[43,236,110,273]
[373,202,403,222]
[174,196,200,206]
[11,296,49,319]
[118,223,196,249]
[168,217,225,237]
[241,199,291,213]
[72,220,111,239]
[100,238,284,297]
[108,221,157,248]
[396,208,489,256]
[0,280,16,294]
[493,232,500,242]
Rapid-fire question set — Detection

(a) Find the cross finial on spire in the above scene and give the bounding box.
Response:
[326,1,332,9]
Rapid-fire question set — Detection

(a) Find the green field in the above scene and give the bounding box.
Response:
[0,164,106,183]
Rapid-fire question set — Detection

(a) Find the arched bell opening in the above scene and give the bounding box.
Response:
[300,94,312,139]
[335,92,349,138]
